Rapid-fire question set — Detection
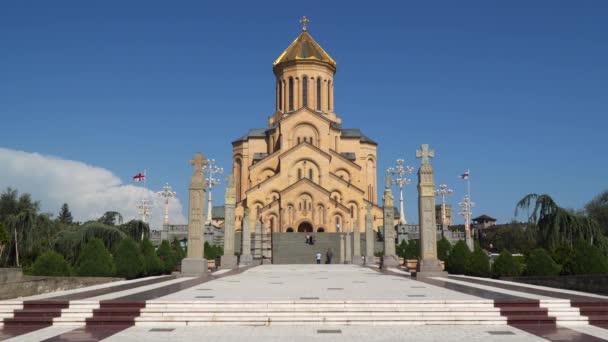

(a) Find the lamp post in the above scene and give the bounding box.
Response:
[157,183,177,226]
[459,195,475,251]
[203,159,223,225]
[387,159,414,224]
[435,184,453,226]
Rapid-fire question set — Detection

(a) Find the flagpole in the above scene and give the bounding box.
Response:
[467,169,471,199]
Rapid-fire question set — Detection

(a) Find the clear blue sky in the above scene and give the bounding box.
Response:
[1,1,607,225]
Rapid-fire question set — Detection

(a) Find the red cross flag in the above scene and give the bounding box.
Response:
[133,172,146,182]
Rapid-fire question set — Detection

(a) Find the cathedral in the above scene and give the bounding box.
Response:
[232,21,387,234]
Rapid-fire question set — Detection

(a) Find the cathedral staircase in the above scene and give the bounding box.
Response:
[272,233,341,264]
[1,299,594,327]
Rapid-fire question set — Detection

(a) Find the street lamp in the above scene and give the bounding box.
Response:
[435,184,453,226]
[387,159,414,224]
[157,183,177,226]
[203,159,224,225]
[458,195,475,251]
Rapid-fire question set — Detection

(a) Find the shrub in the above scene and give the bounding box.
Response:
[404,239,420,259]
[492,250,522,278]
[551,244,575,275]
[570,240,608,275]
[31,251,71,276]
[524,248,561,276]
[465,244,490,277]
[114,238,145,279]
[446,240,471,275]
[437,237,452,261]
[76,238,115,277]
[156,240,176,273]
[141,239,164,276]
[203,241,222,260]
[396,240,408,259]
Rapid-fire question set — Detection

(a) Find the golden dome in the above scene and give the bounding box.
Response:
[273,31,337,70]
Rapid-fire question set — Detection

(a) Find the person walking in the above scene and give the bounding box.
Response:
[316,252,322,264]
[325,248,333,264]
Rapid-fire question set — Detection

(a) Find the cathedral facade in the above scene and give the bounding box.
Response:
[232,24,385,234]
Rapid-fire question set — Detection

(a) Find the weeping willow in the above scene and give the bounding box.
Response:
[5,209,37,267]
[119,220,150,241]
[515,194,602,250]
[54,221,127,264]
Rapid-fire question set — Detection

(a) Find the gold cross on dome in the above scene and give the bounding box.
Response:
[190,152,209,171]
[416,144,435,165]
[300,16,310,31]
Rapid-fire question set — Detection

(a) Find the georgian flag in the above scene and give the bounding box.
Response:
[133,172,146,182]
[459,171,470,180]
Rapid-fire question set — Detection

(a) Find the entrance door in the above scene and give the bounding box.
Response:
[297,222,313,233]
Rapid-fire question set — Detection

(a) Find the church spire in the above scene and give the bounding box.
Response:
[300,16,310,32]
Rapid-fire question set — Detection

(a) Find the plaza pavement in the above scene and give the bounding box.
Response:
[2,264,608,341]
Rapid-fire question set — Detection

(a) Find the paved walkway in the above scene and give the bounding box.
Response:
[159,265,480,301]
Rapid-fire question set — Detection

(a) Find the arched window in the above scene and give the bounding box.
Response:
[297,137,301,144]
[298,169,302,180]
[302,76,308,107]
[289,77,294,111]
[316,78,322,111]
[309,169,313,180]
[351,205,355,218]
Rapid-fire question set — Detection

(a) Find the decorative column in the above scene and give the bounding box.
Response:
[352,219,362,265]
[181,152,209,276]
[339,233,345,264]
[459,196,475,251]
[415,144,447,278]
[365,204,375,266]
[254,214,262,259]
[220,175,237,269]
[239,208,253,266]
[382,174,399,268]
[345,220,352,264]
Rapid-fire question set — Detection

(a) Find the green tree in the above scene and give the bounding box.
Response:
[0,222,9,261]
[404,239,420,259]
[437,237,452,261]
[114,238,145,279]
[492,250,522,278]
[570,240,608,275]
[551,244,575,275]
[446,240,471,274]
[396,240,408,259]
[171,238,186,262]
[98,211,123,226]
[516,194,601,250]
[586,190,608,235]
[156,240,176,273]
[141,238,164,276]
[481,222,536,254]
[465,244,490,277]
[30,251,71,276]
[54,221,127,264]
[119,220,149,241]
[58,203,73,224]
[76,238,115,277]
[524,248,561,276]
[0,188,40,223]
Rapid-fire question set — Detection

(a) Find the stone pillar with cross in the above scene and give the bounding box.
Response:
[364,204,376,266]
[382,173,399,268]
[352,218,362,265]
[415,144,447,278]
[220,175,238,269]
[239,208,253,266]
[181,152,209,276]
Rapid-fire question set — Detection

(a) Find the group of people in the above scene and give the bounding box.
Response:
[305,233,315,245]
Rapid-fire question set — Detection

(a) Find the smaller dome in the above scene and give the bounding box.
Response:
[273,31,337,70]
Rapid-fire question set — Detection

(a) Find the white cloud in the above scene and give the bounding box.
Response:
[0,147,186,228]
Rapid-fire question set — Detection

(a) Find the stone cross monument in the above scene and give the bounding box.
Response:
[352,218,362,265]
[382,173,399,268]
[415,144,447,278]
[181,152,209,276]
[365,204,375,266]
[220,175,237,269]
[239,208,253,266]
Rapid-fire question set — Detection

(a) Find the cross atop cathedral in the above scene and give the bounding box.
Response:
[416,144,435,165]
[190,152,208,172]
[300,16,310,31]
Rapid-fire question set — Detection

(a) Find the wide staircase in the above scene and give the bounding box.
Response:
[1,299,595,327]
[272,232,341,264]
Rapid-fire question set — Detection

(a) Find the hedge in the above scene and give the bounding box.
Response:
[76,238,115,277]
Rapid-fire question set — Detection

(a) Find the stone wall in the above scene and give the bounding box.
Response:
[503,275,608,296]
[0,272,121,300]
[0,268,24,283]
